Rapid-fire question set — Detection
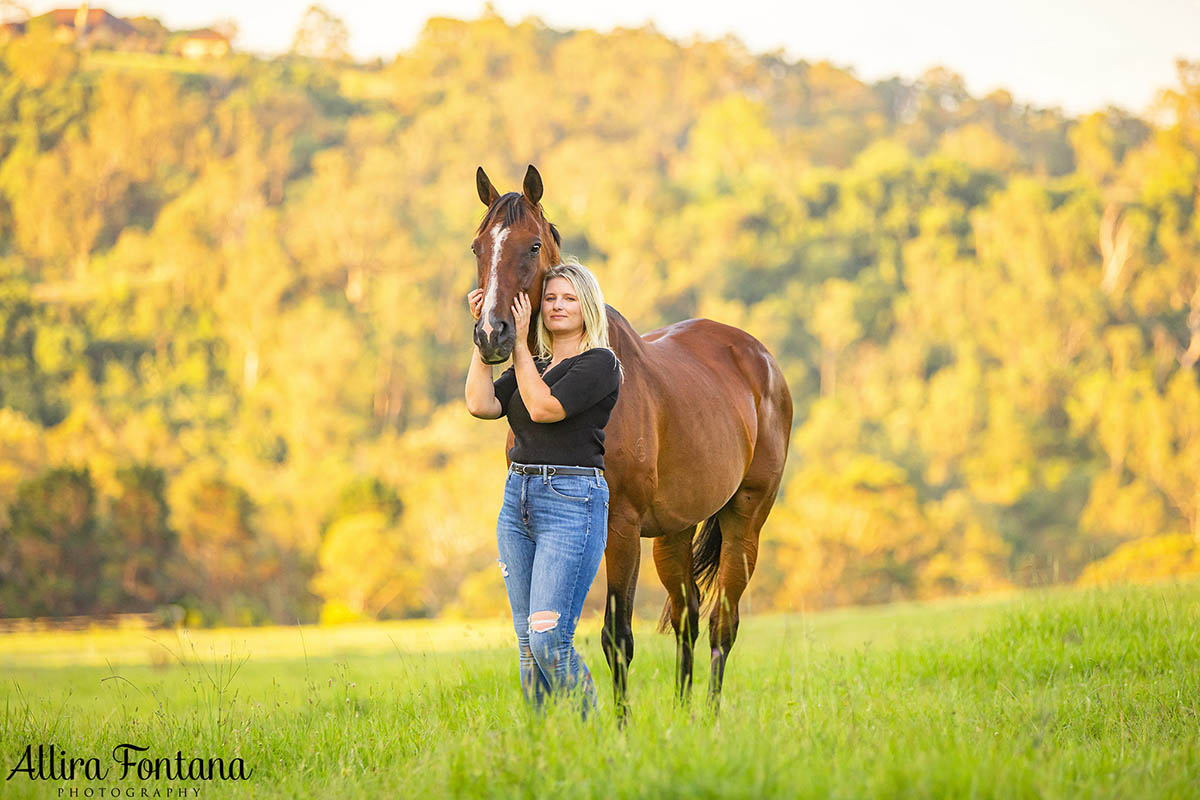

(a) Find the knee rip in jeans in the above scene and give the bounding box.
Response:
[528,610,560,633]
[497,559,508,578]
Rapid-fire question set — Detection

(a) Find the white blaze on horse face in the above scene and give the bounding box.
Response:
[479,224,509,337]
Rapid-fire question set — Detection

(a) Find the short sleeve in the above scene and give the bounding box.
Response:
[549,349,620,418]
[493,366,517,417]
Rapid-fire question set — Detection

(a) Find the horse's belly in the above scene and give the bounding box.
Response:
[640,418,748,534]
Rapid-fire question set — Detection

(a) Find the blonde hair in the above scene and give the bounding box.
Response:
[534,260,624,381]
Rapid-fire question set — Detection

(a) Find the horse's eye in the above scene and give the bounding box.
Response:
[471,244,478,255]
[530,243,541,254]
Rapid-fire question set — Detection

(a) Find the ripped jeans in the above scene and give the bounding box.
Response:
[496,464,609,719]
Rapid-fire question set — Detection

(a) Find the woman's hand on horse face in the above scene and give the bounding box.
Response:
[467,288,484,322]
[512,291,532,343]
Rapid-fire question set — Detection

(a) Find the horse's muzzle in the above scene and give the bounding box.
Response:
[475,316,514,364]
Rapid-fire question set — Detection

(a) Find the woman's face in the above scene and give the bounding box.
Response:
[542,276,584,338]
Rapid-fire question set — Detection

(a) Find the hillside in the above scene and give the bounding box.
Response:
[0,13,1198,624]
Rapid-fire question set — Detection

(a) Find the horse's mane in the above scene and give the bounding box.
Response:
[476,192,561,247]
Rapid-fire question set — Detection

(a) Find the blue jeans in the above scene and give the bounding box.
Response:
[496,464,609,718]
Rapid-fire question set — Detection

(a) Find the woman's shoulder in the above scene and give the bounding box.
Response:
[577,347,619,369]
[583,346,618,361]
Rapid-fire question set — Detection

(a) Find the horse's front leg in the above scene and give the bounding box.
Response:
[600,525,639,722]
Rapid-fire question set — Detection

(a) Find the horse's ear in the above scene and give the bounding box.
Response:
[523,164,543,206]
[477,166,499,207]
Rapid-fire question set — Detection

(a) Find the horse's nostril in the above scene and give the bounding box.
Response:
[495,319,508,337]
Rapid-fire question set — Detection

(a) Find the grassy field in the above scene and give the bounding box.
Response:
[1,581,1197,798]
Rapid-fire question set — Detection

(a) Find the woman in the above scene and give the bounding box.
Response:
[464,261,622,718]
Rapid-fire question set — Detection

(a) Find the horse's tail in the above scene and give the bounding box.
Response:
[656,514,723,633]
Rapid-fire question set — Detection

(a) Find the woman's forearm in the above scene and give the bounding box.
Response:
[465,345,502,418]
[513,342,565,423]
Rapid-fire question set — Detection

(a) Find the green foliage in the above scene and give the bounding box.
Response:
[0,466,114,615]
[109,463,179,609]
[0,15,1197,622]
[312,510,421,620]
[170,473,309,626]
[326,476,403,525]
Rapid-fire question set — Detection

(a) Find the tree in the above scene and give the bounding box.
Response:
[290,5,349,62]
[1,13,1199,622]
[0,466,114,615]
[110,465,178,609]
[172,474,292,624]
[311,478,418,621]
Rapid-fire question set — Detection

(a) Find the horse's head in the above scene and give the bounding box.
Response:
[472,164,562,363]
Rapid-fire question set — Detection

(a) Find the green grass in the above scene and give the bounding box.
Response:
[2,582,1197,798]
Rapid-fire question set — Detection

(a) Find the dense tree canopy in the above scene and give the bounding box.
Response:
[0,13,1197,623]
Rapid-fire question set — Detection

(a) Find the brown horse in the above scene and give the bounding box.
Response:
[472,165,793,711]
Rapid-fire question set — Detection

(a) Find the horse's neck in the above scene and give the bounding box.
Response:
[605,306,647,363]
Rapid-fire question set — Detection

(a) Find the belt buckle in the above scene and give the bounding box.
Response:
[545,466,556,476]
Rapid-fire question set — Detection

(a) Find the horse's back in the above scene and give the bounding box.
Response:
[642,317,787,406]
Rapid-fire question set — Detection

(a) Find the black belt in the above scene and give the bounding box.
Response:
[510,462,603,478]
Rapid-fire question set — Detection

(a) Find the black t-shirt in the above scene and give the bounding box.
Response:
[493,347,621,470]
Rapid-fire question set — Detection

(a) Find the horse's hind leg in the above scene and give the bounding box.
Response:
[653,526,700,702]
[601,526,640,720]
[708,474,782,705]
